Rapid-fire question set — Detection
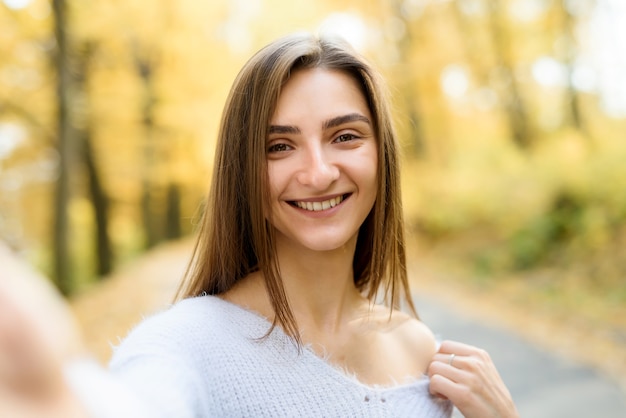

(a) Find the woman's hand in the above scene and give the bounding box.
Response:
[0,242,86,417]
[428,340,519,418]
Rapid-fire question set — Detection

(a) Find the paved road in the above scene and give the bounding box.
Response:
[69,240,626,416]
[415,295,626,418]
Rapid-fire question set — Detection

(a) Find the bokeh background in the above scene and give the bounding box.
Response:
[1,0,625,390]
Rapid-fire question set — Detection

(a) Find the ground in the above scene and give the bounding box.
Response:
[70,240,189,362]
[70,237,626,396]
[408,236,626,395]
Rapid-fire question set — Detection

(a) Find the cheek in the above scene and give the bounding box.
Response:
[360,150,379,195]
[364,169,378,199]
[266,164,289,222]
[267,164,282,200]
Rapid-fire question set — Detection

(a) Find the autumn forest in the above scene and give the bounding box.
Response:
[1,0,625,340]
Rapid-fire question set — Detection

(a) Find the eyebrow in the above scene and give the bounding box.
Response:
[322,113,371,130]
[268,113,371,135]
[268,125,301,135]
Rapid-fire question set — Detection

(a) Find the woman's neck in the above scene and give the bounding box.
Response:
[273,234,367,335]
[222,233,370,338]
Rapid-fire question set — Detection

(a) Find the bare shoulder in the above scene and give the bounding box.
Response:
[367,304,435,340]
[365,304,438,374]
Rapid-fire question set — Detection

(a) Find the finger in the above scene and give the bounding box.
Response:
[432,341,519,417]
[438,341,495,371]
[432,352,462,366]
[428,357,469,383]
[433,352,490,376]
[429,371,471,403]
[428,371,450,398]
[438,340,482,356]
[430,370,497,416]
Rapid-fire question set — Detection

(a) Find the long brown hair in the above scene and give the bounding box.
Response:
[176,33,415,344]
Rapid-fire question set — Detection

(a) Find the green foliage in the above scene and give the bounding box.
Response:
[407,130,626,291]
[507,191,584,270]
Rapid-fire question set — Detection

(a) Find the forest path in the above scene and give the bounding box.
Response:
[70,239,190,362]
[70,238,626,417]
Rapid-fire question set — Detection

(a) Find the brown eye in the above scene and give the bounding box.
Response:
[267,143,291,153]
[334,133,357,143]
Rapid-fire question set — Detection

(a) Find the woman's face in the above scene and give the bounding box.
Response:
[266,68,378,253]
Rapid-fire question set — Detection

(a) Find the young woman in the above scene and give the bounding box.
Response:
[0,33,518,417]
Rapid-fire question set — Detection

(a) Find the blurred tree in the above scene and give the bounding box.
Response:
[2,0,623,302]
[486,0,533,148]
[126,0,186,250]
[391,2,457,164]
[132,39,162,249]
[554,0,587,136]
[165,182,182,240]
[75,40,113,277]
[389,0,427,157]
[52,0,74,295]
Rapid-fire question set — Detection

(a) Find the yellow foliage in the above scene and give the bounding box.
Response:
[1,0,625,291]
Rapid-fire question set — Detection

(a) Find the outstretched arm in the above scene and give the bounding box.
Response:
[428,340,519,418]
[0,242,87,418]
[0,243,199,418]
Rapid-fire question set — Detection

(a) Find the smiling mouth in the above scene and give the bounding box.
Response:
[290,194,349,212]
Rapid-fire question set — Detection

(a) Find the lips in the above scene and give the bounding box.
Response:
[291,194,348,212]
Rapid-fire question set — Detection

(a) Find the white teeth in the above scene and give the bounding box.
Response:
[295,195,344,211]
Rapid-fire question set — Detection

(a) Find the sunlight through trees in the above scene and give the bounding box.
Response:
[0,0,624,300]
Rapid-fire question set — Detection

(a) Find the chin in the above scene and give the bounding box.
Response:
[274,227,359,254]
[298,235,355,253]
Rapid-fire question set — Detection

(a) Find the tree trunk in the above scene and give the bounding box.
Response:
[75,42,114,277]
[391,0,427,157]
[133,45,161,249]
[165,183,182,240]
[52,0,73,295]
[487,0,533,148]
[557,1,587,136]
[82,131,113,276]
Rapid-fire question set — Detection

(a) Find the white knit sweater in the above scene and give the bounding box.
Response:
[66,295,453,418]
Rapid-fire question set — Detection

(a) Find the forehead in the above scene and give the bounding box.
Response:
[271,68,371,124]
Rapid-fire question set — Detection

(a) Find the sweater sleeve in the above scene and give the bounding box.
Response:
[64,349,209,418]
[64,358,151,418]
[63,304,213,418]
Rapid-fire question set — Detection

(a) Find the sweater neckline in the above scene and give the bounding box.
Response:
[206,295,432,394]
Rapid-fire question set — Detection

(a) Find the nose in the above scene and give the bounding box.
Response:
[296,145,339,190]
